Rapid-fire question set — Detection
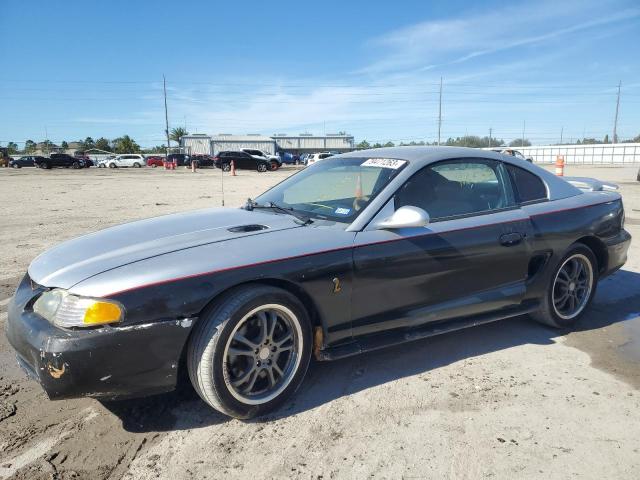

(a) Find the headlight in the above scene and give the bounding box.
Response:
[33,289,123,328]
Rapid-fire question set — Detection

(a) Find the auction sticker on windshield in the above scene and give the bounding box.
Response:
[361,158,406,169]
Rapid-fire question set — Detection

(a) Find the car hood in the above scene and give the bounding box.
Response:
[28,208,301,290]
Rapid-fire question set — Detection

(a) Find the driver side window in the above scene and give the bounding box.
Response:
[394,159,512,221]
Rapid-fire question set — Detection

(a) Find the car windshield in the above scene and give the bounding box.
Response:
[255,157,407,223]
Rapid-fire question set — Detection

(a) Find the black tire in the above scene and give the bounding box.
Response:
[109,163,116,168]
[222,163,231,172]
[187,285,312,419]
[530,243,598,328]
[12,164,20,169]
[133,162,141,168]
[269,160,279,171]
[257,163,268,173]
[44,162,52,170]
[72,161,80,169]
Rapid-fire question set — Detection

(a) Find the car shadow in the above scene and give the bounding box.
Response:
[102,269,640,433]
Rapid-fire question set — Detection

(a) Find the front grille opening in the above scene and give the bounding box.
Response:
[227,224,269,233]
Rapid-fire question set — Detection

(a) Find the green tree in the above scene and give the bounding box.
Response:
[383,141,395,147]
[24,140,36,153]
[83,137,95,149]
[169,127,188,145]
[7,142,18,154]
[41,140,53,153]
[112,135,140,154]
[94,137,112,152]
[509,139,531,147]
[603,134,610,144]
[60,141,69,150]
[356,140,371,149]
[144,144,167,153]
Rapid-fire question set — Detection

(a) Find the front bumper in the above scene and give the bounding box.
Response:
[5,275,193,400]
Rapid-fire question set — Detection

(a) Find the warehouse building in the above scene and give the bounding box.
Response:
[272,133,354,154]
[181,133,354,156]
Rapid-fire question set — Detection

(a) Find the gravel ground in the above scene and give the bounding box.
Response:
[0,163,639,479]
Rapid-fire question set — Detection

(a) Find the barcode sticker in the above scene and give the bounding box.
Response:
[361,158,406,169]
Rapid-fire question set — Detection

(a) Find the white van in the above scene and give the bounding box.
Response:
[105,154,145,168]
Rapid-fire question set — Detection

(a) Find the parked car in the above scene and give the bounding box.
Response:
[104,154,145,168]
[240,148,282,170]
[214,151,271,172]
[492,148,533,163]
[306,152,333,166]
[76,155,93,168]
[9,156,45,168]
[166,153,191,167]
[190,154,216,168]
[6,147,631,420]
[146,156,165,168]
[35,154,84,169]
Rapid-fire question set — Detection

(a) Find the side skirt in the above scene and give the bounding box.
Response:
[317,301,540,361]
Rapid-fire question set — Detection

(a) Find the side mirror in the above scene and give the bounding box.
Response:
[375,206,430,230]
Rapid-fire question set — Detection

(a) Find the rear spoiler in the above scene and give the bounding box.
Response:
[563,176,619,192]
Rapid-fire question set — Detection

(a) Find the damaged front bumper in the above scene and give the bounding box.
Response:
[5,275,194,401]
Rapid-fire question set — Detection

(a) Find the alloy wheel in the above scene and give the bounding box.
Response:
[223,304,301,405]
[552,253,594,320]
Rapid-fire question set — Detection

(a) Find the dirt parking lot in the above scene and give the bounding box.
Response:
[1,163,639,479]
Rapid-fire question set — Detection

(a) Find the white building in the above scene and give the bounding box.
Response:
[180,133,354,156]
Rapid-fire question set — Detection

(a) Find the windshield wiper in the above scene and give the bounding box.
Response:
[244,198,313,225]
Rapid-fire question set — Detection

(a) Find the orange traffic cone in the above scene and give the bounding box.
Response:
[555,155,565,176]
[355,172,363,198]
[231,160,237,176]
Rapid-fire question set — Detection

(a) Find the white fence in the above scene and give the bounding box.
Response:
[515,143,640,164]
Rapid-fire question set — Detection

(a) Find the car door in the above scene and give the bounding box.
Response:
[350,158,533,337]
[236,152,253,169]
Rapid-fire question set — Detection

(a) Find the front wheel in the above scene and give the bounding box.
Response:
[222,163,231,172]
[531,244,597,328]
[108,163,116,168]
[257,163,268,173]
[269,160,279,171]
[133,162,141,168]
[12,164,20,169]
[187,285,312,419]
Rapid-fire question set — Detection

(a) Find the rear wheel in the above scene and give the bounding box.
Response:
[12,164,20,169]
[188,285,312,419]
[257,163,268,173]
[133,162,141,168]
[109,163,116,168]
[531,244,597,328]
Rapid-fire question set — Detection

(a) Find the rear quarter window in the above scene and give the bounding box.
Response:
[506,164,547,204]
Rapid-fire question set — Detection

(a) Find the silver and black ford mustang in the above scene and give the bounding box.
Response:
[6,147,631,418]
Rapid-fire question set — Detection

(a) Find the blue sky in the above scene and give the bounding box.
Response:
[1,0,639,147]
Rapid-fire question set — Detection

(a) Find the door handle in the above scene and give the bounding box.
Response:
[499,232,523,246]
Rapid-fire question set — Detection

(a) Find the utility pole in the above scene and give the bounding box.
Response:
[163,75,171,155]
[44,126,49,155]
[489,128,492,148]
[522,120,526,147]
[560,126,564,145]
[437,77,443,146]
[613,80,621,144]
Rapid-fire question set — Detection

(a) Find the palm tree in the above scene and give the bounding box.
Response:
[170,127,188,145]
